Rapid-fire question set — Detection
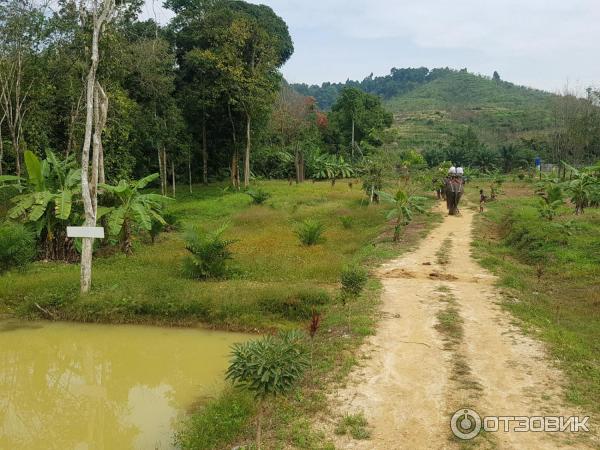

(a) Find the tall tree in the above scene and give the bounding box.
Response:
[79,0,116,294]
[0,0,48,178]
[168,0,293,188]
[329,86,392,159]
[270,84,317,182]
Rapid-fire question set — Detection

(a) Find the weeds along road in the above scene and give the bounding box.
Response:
[329,202,597,450]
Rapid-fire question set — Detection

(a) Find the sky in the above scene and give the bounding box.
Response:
[141,0,600,93]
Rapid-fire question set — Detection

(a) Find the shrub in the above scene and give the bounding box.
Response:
[183,224,236,279]
[341,265,368,297]
[339,215,353,229]
[295,219,325,245]
[258,288,330,320]
[246,188,271,205]
[226,331,309,449]
[0,222,36,272]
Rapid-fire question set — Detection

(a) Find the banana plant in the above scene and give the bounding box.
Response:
[312,154,355,186]
[1,150,81,260]
[559,162,600,214]
[98,173,170,254]
[379,189,426,242]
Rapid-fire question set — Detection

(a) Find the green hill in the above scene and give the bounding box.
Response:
[293,68,558,151]
[386,71,555,149]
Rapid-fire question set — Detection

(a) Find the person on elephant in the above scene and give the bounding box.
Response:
[444,168,464,215]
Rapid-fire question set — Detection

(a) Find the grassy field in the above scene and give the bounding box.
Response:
[466,180,600,415]
[0,180,435,329]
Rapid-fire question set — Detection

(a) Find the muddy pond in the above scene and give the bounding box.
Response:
[0,320,250,449]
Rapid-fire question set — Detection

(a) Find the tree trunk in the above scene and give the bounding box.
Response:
[188,150,192,194]
[80,0,115,294]
[121,219,132,255]
[202,118,208,185]
[162,147,168,196]
[91,82,108,206]
[351,117,355,159]
[0,114,4,176]
[231,150,239,189]
[227,103,239,189]
[244,112,251,188]
[171,158,176,198]
[157,147,165,195]
[294,144,300,184]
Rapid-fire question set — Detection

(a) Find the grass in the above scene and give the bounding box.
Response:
[467,180,600,415]
[435,237,453,266]
[334,412,371,439]
[0,181,394,328]
[0,178,443,449]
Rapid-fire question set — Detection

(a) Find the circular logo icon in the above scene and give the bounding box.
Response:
[451,408,482,440]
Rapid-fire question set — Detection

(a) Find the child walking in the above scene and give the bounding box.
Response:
[479,189,486,213]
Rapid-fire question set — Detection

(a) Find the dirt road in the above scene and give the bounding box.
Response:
[330,203,595,449]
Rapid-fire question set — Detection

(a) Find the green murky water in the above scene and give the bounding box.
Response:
[0,320,249,449]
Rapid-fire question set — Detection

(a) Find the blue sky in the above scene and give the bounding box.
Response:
[142,0,599,93]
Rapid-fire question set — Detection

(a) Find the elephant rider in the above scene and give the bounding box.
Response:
[445,166,465,215]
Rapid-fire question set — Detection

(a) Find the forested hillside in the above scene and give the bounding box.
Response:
[294,68,600,166]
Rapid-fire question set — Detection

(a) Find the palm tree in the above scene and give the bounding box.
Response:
[99,173,169,254]
[379,189,426,242]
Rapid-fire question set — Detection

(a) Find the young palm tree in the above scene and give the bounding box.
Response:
[379,189,426,242]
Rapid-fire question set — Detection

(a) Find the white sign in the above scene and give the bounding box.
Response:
[67,226,105,239]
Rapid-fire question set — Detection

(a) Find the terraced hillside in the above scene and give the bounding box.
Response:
[294,68,558,151]
[387,71,554,149]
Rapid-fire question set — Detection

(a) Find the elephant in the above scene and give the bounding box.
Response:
[444,176,464,215]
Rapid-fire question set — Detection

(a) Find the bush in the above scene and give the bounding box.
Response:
[258,288,330,320]
[226,330,309,397]
[0,222,36,272]
[226,330,309,449]
[246,188,271,205]
[341,265,368,297]
[183,224,236,279]
[339,216,353,229]
[295,219,325,246]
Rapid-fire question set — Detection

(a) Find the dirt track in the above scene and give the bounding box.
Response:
[330,203,596,449]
